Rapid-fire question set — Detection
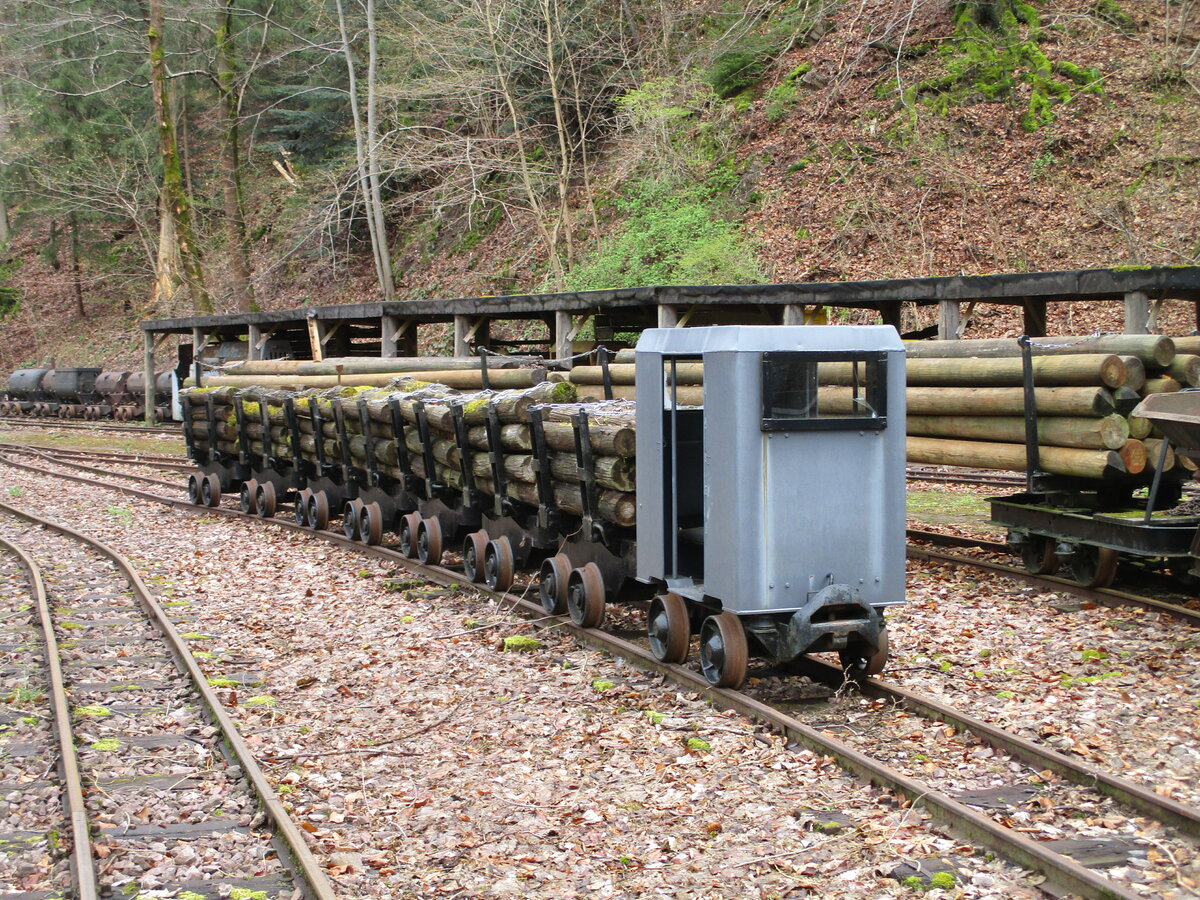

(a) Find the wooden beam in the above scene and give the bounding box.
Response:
[1124,291,1149,334]
[554,310,574,366]
[782,303,804,326]
[381,315,402,358]
[191,327,207,386]
[143,330,156,426]
[658,305,679,328]
[454,314,470,356]
[306,317,326,362]
[1022,297,1047,337]
[938,300,962,340]
[248,324,263,361]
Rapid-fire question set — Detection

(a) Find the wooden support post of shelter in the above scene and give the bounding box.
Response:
[938,300,962,340]
[880,301,902,333]
[247,324,263,361]
[191,327,207,386]
[1022,297,1048,337]
[782,304,804,326]
[306,314,326,362]
[381,315,416,358]
[658,305,679,328]
[453,315,491,356]
[1125,291,1150,334]
[143,330,156,426]
[554,310,575,367]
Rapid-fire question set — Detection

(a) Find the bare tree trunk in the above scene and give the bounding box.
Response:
[365,0,395,300]
[152,194,183,307]
[149,0,212,314]
[543,0,574,271]
[0,81,9,245]
[216,0,255,312]
[335,0,393,300]
[69,212,85,318]
[482,0,564,285]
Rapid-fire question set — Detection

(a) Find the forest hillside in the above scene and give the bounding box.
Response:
[0,0,1196,369]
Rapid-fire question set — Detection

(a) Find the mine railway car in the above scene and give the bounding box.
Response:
[993,390,1200,588]
[2,366,179,421]
[182,325,906,687]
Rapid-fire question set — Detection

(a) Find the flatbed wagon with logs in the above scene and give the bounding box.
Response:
[181,325,907,688]
[952,337,1200,590]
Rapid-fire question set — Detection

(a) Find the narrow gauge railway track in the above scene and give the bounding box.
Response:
[3,453,1199,898]
[0,418,182,436]
[907,466,1027,488]
[0,497,335,899]
[0,442,192,471]
[908,527,1200,626]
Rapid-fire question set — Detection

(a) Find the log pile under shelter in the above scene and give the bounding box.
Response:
[185,334,1196,497]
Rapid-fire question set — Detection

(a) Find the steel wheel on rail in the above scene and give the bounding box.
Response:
[699,612,748,688]
[399,513,421,558]
[566,562,605,628]
[1020,535,1059,575]
[840,627,889,677]
[256,481,277,519]
[462,531,489,583]
[343,499,364,540]
[359,501,383,546]
[307,490,330,530]
[484,536,515,592]
[1068,543,1119,589]
[187,474,202,506]
[294,489,312,527]
[647,593,691,664]
[538,554,571,615]
[240,479,259,515]
[202,473,221,508]
[417,517,444,565]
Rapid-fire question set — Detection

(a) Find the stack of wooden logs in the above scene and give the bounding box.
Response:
[899,334,1195,480]
[185,355,549,392]
[563,335,1196,481]
[182,378,640,527]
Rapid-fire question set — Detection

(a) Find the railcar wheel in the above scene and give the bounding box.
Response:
[1069,544,1118,589]
[566,563,605,628]
[294,489,312,527]
[538,554,571,615]
[307,491,330,530]
[417,517,444,565]
[343,499,363,540]
[202,473,221,508]
[648,593,691,664]
[840,627,889,677]
[462,531,489,583]
[698,612,748,688]
[484,537,515,592]
[399,513,421,558]
[187,474,202,506]
[359,502,383,546]
[256,482,277,519]
[1020,535,1059,575]
[240,480,259,515]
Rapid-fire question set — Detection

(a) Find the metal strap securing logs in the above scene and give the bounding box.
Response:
[485,404,507,517]
[357,399,378,486]
[285,398,304,474]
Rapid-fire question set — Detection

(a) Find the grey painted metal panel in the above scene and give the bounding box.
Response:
[636,325,906,613]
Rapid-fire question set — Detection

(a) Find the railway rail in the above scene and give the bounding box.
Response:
[3,447,1200,898]
[0,418,181,436]
[0,493,335,899]
[907,527,1200,626]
